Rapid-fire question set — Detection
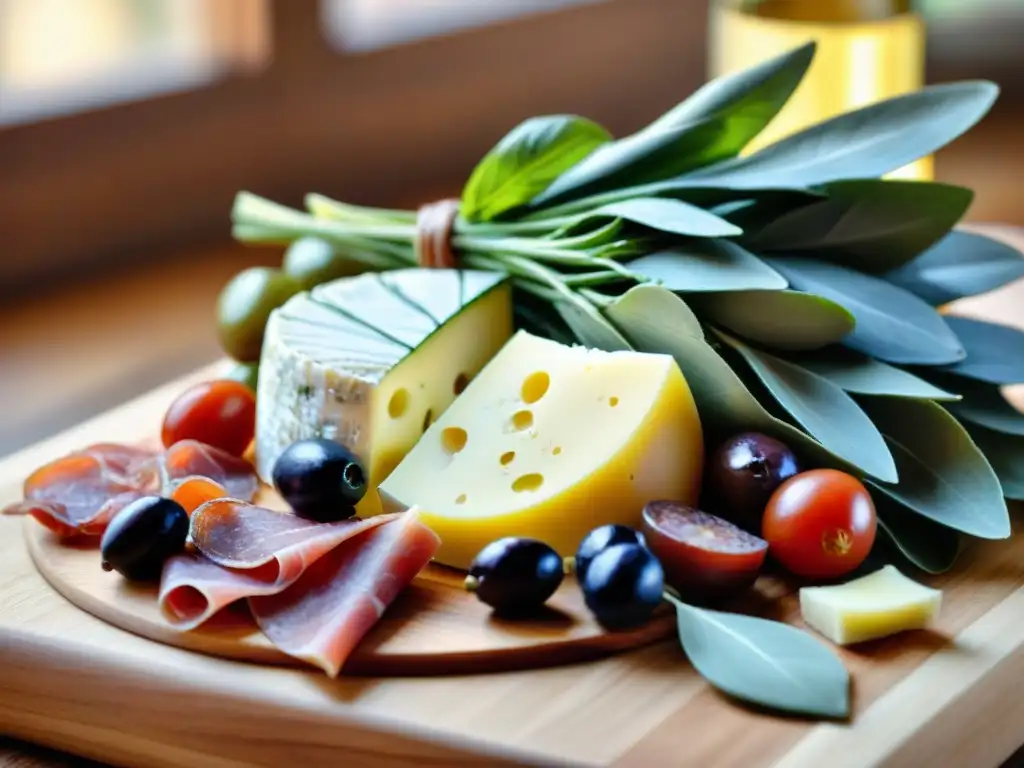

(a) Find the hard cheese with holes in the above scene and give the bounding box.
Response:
[255,269,512,516]
[379,330,704,569]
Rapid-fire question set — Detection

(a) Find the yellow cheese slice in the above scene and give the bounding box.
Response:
[378,330,704,569]
[799,565,943,646]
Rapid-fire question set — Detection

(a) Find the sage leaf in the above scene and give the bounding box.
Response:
[683,81,998,189]
[743,180,973,272]
[794,348,960,401]
[961,422,1024,501]
[461,115,611,222]
[583,197,741,238]
[874,493,961,575]
[604,284,704,341]
[885,231,1024,306]
[555,295,633,351]
[671,599,850,719]
[765,256,965,365]
[629,241,787,293]
[943,379,1024,436]
[940,316,1024,385]
[532,43,817,205]
[860,397,1010,539]
[694,290,854,351]
[714,330,897,482]
[608,308,864,475]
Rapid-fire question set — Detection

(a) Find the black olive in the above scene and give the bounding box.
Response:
[581,543,664,630]
[573,524,646,580]
[465,537,564,615]
[707,432,801,532]
[100,496,189,581]
[272,438,367,521]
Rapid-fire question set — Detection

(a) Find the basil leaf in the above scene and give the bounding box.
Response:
[860,397,1010,539]
[582,197,741,237]
[683,81,998,189]
[764,256,965,365]
[939,316,1024,384]
[874,493,961,575]
[532,44,817,205]
[794,348,960,401]
[628,241,787,293]
[743,180,973,272]
[604,285,704,341]
[885,231,1024,306]
[461,115,611,222]
[715,330,897,482]
[694,290,854,351]
[943,379,1024,436]
[671,600,850,719]
[961,422,1024,501]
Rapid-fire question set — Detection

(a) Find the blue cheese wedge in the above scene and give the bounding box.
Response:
[799,565,943,646]
[255,268,512,516]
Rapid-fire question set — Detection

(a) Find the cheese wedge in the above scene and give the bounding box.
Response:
[799,565,943,646]
[379,330,704,569]
[255,269,512,516]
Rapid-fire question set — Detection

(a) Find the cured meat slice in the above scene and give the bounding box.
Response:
[160,440,258,502]
[159,499,396,630]
[2,445,159,537]
[251,509,440,676]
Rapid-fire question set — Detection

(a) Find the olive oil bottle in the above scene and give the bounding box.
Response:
[709,0,930,179]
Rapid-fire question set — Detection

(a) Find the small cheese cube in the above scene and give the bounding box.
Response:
[379,330,704,569]
[799,565,942,646]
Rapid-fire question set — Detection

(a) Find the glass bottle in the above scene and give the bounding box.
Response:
[709,0,930,179]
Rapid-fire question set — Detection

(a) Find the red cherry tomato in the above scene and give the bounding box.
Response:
[161,380,256,457]
[762,469,876,579]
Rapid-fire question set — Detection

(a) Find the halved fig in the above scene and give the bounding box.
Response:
[641,500,767,605]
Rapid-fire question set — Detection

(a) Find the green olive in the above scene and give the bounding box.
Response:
[224,360,259,392]
[283,237,364,289]
[216,267,301,362]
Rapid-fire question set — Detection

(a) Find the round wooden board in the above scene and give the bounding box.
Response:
[25,518,675,676]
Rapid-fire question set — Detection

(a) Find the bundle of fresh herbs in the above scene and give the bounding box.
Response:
[230,42,1024,578]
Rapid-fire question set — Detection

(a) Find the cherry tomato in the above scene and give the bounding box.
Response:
[161,380,256,457]
[762,469,876,579]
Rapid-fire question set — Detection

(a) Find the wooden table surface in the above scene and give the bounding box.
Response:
[4,227,1024,767]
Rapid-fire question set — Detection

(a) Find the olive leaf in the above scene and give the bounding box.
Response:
[942,378,1024,436]
[683,81,999,190]
[532,44,817,205]
[461,115,612,222]
[714,330,897,482]
[939,316,1024,385]
[603,284,704,341]
[793,348,960,401]
[860,397,1011,539]
[961,422,1024,501]
[581,197,741,237]
[555,295,632,352]
[884,230,1024,306]
[764,256,965,366]
[874,493,961,575]
[693,290,854,351]
[742,180,974,272]
[628,241,787,293]
[669,597,850,719]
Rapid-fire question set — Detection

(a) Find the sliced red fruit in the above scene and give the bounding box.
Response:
[641,500,767,605]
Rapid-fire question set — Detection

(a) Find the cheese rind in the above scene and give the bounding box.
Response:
[379,330,704,569]
[799,565,942,646]
[255,269,512,516]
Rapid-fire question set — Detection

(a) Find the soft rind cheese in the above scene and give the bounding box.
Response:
[379,330,704,569]
[255,269,512,516]
[799,565,942,646]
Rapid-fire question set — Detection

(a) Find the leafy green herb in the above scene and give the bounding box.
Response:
[461,115,611,222]
[940,316,1024,384]
[874,493,961,575]
[628,241,787,292]
[603,284,704,341]
[666,593,850,719]
[793,348,960,401]
[961,422,1024,501]
[942,378,1024,436]
[884,230,1024,306]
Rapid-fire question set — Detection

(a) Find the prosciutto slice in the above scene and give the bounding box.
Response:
[4,440,258,537]
[159,500,440,675]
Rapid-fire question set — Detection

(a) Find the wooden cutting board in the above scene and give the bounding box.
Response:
[6,257,1024,766]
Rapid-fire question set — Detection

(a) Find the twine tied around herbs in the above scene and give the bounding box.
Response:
[415,199,461,269]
